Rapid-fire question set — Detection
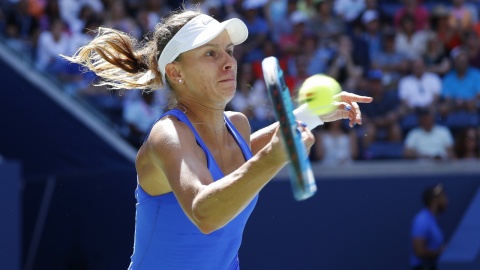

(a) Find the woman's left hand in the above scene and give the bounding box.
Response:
[319,92,373,127]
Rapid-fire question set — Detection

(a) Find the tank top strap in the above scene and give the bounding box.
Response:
[159,108,217,172]
[224,115,252,161]
[143,108,253,180]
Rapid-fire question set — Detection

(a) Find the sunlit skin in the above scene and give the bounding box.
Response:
[136,29,370,234]
[136,30,310,234]
[169,31,237,109]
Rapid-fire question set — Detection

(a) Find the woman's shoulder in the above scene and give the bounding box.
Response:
[225,111,251,136]
[146,115,195,149]
[225,111,248,122]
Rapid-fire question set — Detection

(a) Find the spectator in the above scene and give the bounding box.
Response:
[333,0,365,26]
[26,0,47,20]
[327,34,364,91]
[350,31,371,77]
[398,57,442,116]
[361,9,382,63]
[228,63,256,120]
[404,108,454,160]
[449,0,475,33]
[35,18,70,74]
[68,4,98,34]
[125,0,145,17]
[264,0,298,43]
[310,0,345,47]
[79,76,124,125]
[228,63,274,131]
[238,2,269,63]
[441,46,480,114]
[136,0,172,36]
[431,4,462,52]
[372,28,408,90]
[4,0,40,54]
[287,53,312,91]
[296,34,332,76]
[454,127,480,160]
[38,0,61,32]
[464,30,480,69]
[136,8,152,38]
[355,0,389,29]
[410,183,448,270]
[250,38,288,80]
[200,0,224,20]
[360,69,402,148]
[123,91,164,148]
[58,0,103,33]
[311,120,358,165]
[422,32,451,76]
[278,10,311,57]
[104,1,141,39]
[395,14,429,59]
[394,0,429,31]
[297,0,316,19]
[3,9,30,54]
[65,16,103,95]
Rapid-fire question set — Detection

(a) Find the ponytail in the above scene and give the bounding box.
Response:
[62,7,201,91]
[63,27,162,90]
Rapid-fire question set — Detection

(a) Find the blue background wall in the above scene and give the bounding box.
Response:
[9,171,479,270]
[0,161,22,270]
[241,175,480,270]
[0,49,137,270]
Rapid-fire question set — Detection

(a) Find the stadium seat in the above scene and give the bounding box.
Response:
[443,111,479,130]
[400,113,418,135]
[364,141,404,160]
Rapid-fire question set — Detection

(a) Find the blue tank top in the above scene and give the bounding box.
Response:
[128,108,258,270]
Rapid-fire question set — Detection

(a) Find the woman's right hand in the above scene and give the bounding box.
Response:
[270,122,315,164]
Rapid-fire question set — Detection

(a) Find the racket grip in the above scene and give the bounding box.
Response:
[290,167,317,201]
[293,104,324,131]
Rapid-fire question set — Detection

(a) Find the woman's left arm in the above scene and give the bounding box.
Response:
[250,92,373,155]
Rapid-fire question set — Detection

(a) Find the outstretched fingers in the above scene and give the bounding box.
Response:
[351,102,361,127]
[339,92,374,104]
[337,92,372,127]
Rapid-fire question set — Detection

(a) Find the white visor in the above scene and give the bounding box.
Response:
[158,14,248,83]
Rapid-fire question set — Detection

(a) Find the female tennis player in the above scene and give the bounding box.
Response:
[64,7,372,270]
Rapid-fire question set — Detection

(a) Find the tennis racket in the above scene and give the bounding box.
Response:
[261,56,317,201]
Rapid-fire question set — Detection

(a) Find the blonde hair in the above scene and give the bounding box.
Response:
[62,8,202,91]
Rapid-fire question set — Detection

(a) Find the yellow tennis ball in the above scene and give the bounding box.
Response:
[297,74,342,115]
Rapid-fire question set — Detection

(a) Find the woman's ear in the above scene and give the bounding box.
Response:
[165,63,184,85]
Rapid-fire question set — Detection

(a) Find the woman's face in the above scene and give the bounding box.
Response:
[176,31,237,106]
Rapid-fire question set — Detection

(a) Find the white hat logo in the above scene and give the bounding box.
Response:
[202,16,214,25]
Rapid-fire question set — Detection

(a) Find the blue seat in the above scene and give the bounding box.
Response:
[400,113,418,134]
[443,111,479,129]
[365,141,404,160]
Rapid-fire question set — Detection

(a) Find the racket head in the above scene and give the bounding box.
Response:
[261,56,317,201]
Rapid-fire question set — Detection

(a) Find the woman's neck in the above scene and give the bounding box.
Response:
[177,99,226,133]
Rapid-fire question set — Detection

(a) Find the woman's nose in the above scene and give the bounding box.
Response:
[223,52,236,71]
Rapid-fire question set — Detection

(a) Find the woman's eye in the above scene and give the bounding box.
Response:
[226,50,234,56]
[206,50,215,56]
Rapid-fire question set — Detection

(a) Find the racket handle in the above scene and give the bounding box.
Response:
[290,166,317,201]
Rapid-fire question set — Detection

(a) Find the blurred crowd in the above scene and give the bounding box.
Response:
[1,0,480,164]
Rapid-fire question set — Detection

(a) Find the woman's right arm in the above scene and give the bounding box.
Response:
[141,117,313,234]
